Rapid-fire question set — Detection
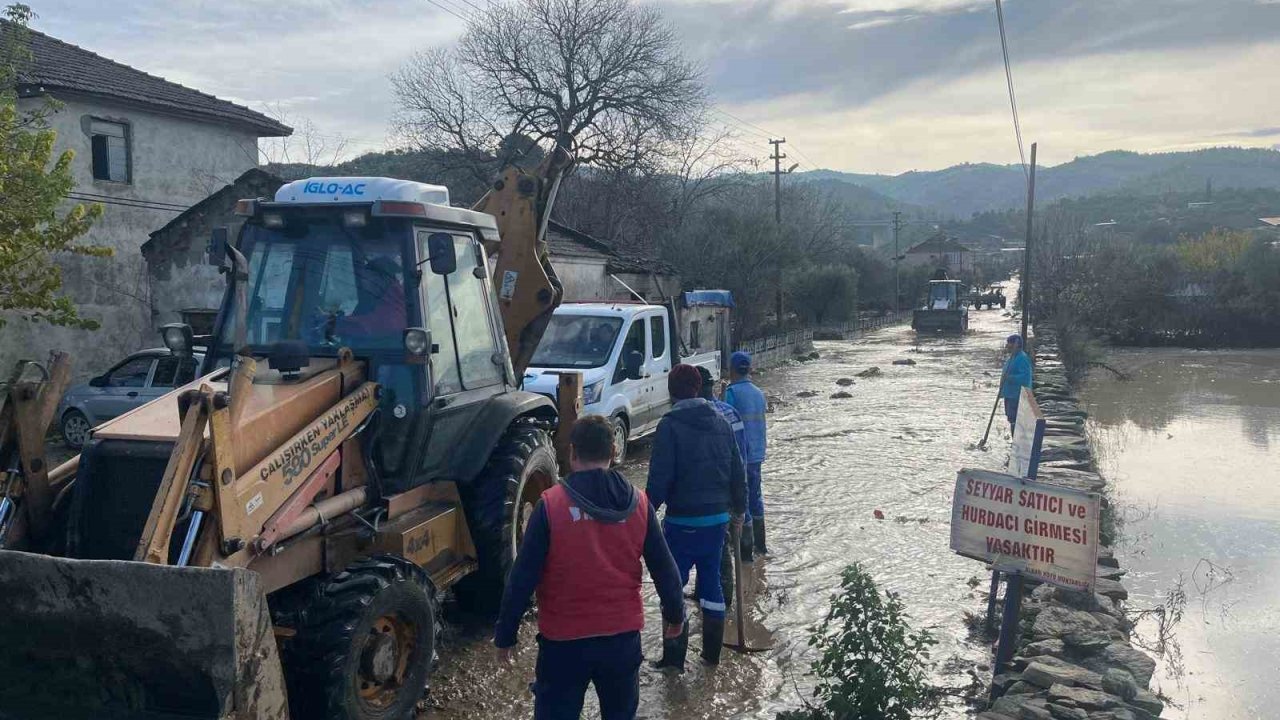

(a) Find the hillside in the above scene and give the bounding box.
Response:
[805,147,1280,218]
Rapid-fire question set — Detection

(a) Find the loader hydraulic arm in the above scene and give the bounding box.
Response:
[472,148,573,379]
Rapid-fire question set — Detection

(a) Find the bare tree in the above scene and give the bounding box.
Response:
[392,0,705,172]
[252,104,350,168]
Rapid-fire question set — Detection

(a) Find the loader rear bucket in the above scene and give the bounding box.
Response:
[0,551,289,720]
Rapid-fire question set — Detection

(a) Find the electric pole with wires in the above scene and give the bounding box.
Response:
[892,210,903,316]
[770,138,797,326]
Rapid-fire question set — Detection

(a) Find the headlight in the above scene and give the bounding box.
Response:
[161,323,194,356]
[404,328,432,356]
[582,379,605,405]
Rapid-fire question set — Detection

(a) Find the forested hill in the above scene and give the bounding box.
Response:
[805,147,1280,218]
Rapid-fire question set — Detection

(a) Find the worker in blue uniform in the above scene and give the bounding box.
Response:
[1002,334,1033,431]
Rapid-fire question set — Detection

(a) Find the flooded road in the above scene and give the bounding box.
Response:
[1080,348,1280,720]
[425,308,1022,719]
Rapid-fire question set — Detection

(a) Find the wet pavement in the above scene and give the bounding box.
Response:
[1080,348,1280,720]
[424,307,1023,719]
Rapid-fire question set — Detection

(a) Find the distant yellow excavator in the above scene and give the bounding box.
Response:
[0,149,585,719]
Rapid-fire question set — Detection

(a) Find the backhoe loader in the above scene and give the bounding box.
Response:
[0,149,580,720]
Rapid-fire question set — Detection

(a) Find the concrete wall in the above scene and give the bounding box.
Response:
[144,173,282,329]
[2,94,259,379]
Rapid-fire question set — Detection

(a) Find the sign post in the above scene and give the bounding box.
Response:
[984,387,1046,632]
[951,465,1099,694]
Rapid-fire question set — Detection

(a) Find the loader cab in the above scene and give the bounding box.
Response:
[208,178,514,489]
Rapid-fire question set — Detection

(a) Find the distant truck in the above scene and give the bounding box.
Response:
[912,279,970,333]
[525,302,721,463]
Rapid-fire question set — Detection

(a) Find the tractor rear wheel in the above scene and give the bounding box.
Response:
[278,555,440,720]
[456,423,558,612]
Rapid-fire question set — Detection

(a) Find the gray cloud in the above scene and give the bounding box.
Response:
[21,0,1280,171]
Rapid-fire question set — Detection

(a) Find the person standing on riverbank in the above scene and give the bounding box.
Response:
[493,416,685,720]
[648,363,747,669]
[725,351,769,557]
[1002,334,1033,431]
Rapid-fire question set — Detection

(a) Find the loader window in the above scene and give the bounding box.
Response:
[229,220,409,353]
[417,232,502,392]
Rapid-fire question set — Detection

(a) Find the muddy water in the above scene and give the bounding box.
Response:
[1080,349,1280,720]
[424,309,1022,719]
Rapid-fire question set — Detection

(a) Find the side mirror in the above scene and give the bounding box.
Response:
[88,375,108,388]
[161,323,195,357]
[426,233,457,276]
[208,227,229,268]
[625,350,644,380]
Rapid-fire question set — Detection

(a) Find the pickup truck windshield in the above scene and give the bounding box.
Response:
[529,315,623,368]
[221,219,409,354]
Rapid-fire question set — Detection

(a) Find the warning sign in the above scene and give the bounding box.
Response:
[950,468,1099,591]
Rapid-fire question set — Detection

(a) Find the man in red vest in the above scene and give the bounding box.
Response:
[493,416,685,719]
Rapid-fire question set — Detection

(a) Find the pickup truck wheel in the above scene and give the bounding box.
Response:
[277,555,440,720]
[456,424,558,612]
[611,416,629,466]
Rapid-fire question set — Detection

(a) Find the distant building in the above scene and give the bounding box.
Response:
[903,233,974,273]
[2,22,290,377]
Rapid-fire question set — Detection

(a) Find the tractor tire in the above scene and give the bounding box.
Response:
[456,423,558,613]
[277,555,441,720]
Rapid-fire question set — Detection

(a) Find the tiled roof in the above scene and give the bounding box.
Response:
[4,22,290,137]
[546,221,675,275]
[907,234,972,255]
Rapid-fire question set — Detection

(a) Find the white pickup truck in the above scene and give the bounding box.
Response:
[525,302,721,463]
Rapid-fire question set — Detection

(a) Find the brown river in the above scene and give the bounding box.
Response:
[422,307,1026,719]
[1080,348,1280,720]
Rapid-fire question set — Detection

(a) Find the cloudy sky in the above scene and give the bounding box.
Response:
[24,0,1280,174]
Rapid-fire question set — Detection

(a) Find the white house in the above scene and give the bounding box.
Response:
[2,23,290,378]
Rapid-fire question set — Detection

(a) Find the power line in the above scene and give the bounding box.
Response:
[994,0,1028,178]
[424,0,470,22]
[67,193,186,214]
[66,190,191,211]
[452,0,488,15]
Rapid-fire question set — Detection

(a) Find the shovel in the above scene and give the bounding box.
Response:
[723,521,771,654]
[976,368,1008,451]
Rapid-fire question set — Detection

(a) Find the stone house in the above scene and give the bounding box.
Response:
[903,233,974,273]
[2,23,289,378]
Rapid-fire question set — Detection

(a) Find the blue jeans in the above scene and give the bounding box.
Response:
[664,521,727,619]
[746,462,765,519]
[533,631,641,720]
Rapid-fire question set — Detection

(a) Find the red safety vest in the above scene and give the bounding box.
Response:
[535,484,649,641]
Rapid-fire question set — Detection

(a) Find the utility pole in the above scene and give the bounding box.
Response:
[892,210,903,316]
[770,138,787,326]
[1020,143,1037,343]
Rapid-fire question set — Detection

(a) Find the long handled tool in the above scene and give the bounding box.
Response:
[976,368,1008,450]
[724,521,770,654]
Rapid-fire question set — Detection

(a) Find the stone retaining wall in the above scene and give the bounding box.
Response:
[980,327,1163,720]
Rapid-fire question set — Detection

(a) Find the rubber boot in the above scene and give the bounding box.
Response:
[651,624,688,673]
[752,518,768,555]
[700,616,726,666]
[740,523,755,563]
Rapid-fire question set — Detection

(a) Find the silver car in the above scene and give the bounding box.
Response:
[57,349,203,449]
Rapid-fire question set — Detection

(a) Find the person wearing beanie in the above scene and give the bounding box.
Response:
[494,416,684,719]
[724,351,769,557]
[1002,334,1033,431]
[647,363,747,670]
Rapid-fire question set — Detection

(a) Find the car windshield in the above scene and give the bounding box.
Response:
[220,217,410,354]
[529,315,623,368]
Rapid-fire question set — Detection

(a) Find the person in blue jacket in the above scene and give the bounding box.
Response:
[647,364,747,670]
[1002,334,1033,431]
[696,363,752,566]
[724,351,769,556]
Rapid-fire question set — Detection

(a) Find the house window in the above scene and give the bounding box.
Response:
[90,119,129,182]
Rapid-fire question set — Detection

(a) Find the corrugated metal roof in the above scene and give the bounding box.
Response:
[4,21,291,136]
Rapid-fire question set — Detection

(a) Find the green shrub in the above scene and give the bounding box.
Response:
[786,564,939,720]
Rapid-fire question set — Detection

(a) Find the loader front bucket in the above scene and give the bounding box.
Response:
[0,551,289,720]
